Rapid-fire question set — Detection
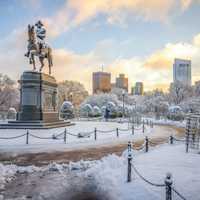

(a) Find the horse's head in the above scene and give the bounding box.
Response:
[28,24,35,42]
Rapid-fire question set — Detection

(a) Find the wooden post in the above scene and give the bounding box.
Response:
[94,128,97,140]
[26,130,29,145]
[127,141,132,182]
[116,128,119,138]
[145,136,149,152]
[64,128,67,144]
[165,173,172,200]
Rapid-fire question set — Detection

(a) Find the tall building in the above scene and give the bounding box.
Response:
[92,72,111,94]
[132,82,144,95]
[115,74,128,92]
[173,58,191,86]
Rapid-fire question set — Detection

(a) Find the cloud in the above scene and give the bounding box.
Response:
[44,0,197,37]
[1,25,200,93]
[193,33,200,46]
[143,42,199,71]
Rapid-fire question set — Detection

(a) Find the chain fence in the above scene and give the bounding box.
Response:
[126,142,188,200]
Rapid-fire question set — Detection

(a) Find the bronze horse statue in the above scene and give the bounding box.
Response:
[25,24,53,75]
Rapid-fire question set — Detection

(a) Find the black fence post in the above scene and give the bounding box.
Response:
[127,141,132,182]
[150,121,153,128]
[26,130,29,145]
[132,124,134,135]
[94,128,97,140]
[186,118,190,153]
[116,128,119,138]
[64,128,67,144]
[145,136,149,152]
[169,135,173,145]
[186,133,189,153]
[142,121,145,133]
[165,173,173,200]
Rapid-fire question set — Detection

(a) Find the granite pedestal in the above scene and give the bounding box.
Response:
[0,71,72,129]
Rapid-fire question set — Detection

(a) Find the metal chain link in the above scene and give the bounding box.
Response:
[118,128,131,132]
[66,131,80,137]
[53,131,65,138]
[173,137,186,142]
[0,133,27,139]
[97,129,116,133]
[172,187,188,200]
[132,163,165,187]
[29,133,53,140]
[132,144,145,151]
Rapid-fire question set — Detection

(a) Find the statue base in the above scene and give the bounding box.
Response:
[0,71,74,129]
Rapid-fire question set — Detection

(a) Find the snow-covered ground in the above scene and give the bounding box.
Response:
[0,121,180,154]
[1,143,199,200]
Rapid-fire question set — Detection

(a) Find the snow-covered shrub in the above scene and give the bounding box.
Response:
[80,103,93,117]
[7,107,16,120]
[101,105,106,117]
[117,105,123,117]
[93,106,102,117]
[82,93,119,108]
[116,105,132,117]
[167,105,184,121]
[106,101,118,118]
[60,101,74,119]
[179,97,200,113]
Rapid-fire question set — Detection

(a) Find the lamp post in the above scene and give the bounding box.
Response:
[69,92,73,103]
[122,90,125,118]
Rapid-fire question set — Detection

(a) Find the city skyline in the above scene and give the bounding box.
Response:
[1,0,200,93]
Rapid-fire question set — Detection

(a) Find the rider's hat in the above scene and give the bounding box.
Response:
[35,20,43,27]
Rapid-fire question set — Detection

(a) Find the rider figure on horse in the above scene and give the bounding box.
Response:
[25,20,53,75]
[35,20,46,57]
[25,20,46,58]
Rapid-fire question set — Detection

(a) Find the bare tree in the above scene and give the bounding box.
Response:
[169,82,193,105]
[58,80,88,109]
[0,74,19,112]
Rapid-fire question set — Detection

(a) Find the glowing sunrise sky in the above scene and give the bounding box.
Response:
[1,0,200,93]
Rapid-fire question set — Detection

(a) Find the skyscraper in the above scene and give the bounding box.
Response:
[132,82,144,95]
[115,74,128,92]
[173,58,191,86]
[92,72,111,94]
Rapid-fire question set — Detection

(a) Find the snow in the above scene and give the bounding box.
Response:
[143,117,186,128]
[0,121,179,154]
[69,144,199,200]
[1,143,199,199]
[0,164,41,190]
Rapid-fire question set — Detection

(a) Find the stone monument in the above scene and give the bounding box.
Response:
[0,21,72,129]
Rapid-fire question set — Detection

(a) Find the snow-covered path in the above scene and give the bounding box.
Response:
[1,143,199,200]
[0,121,183,155]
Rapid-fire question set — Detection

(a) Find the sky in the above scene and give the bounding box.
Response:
[1,0,200,93]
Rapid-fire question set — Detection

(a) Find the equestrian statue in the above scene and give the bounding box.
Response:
[25,20,53,75]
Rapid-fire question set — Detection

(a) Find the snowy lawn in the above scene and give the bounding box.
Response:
[0,121,180,154]
[0,143,199,200]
